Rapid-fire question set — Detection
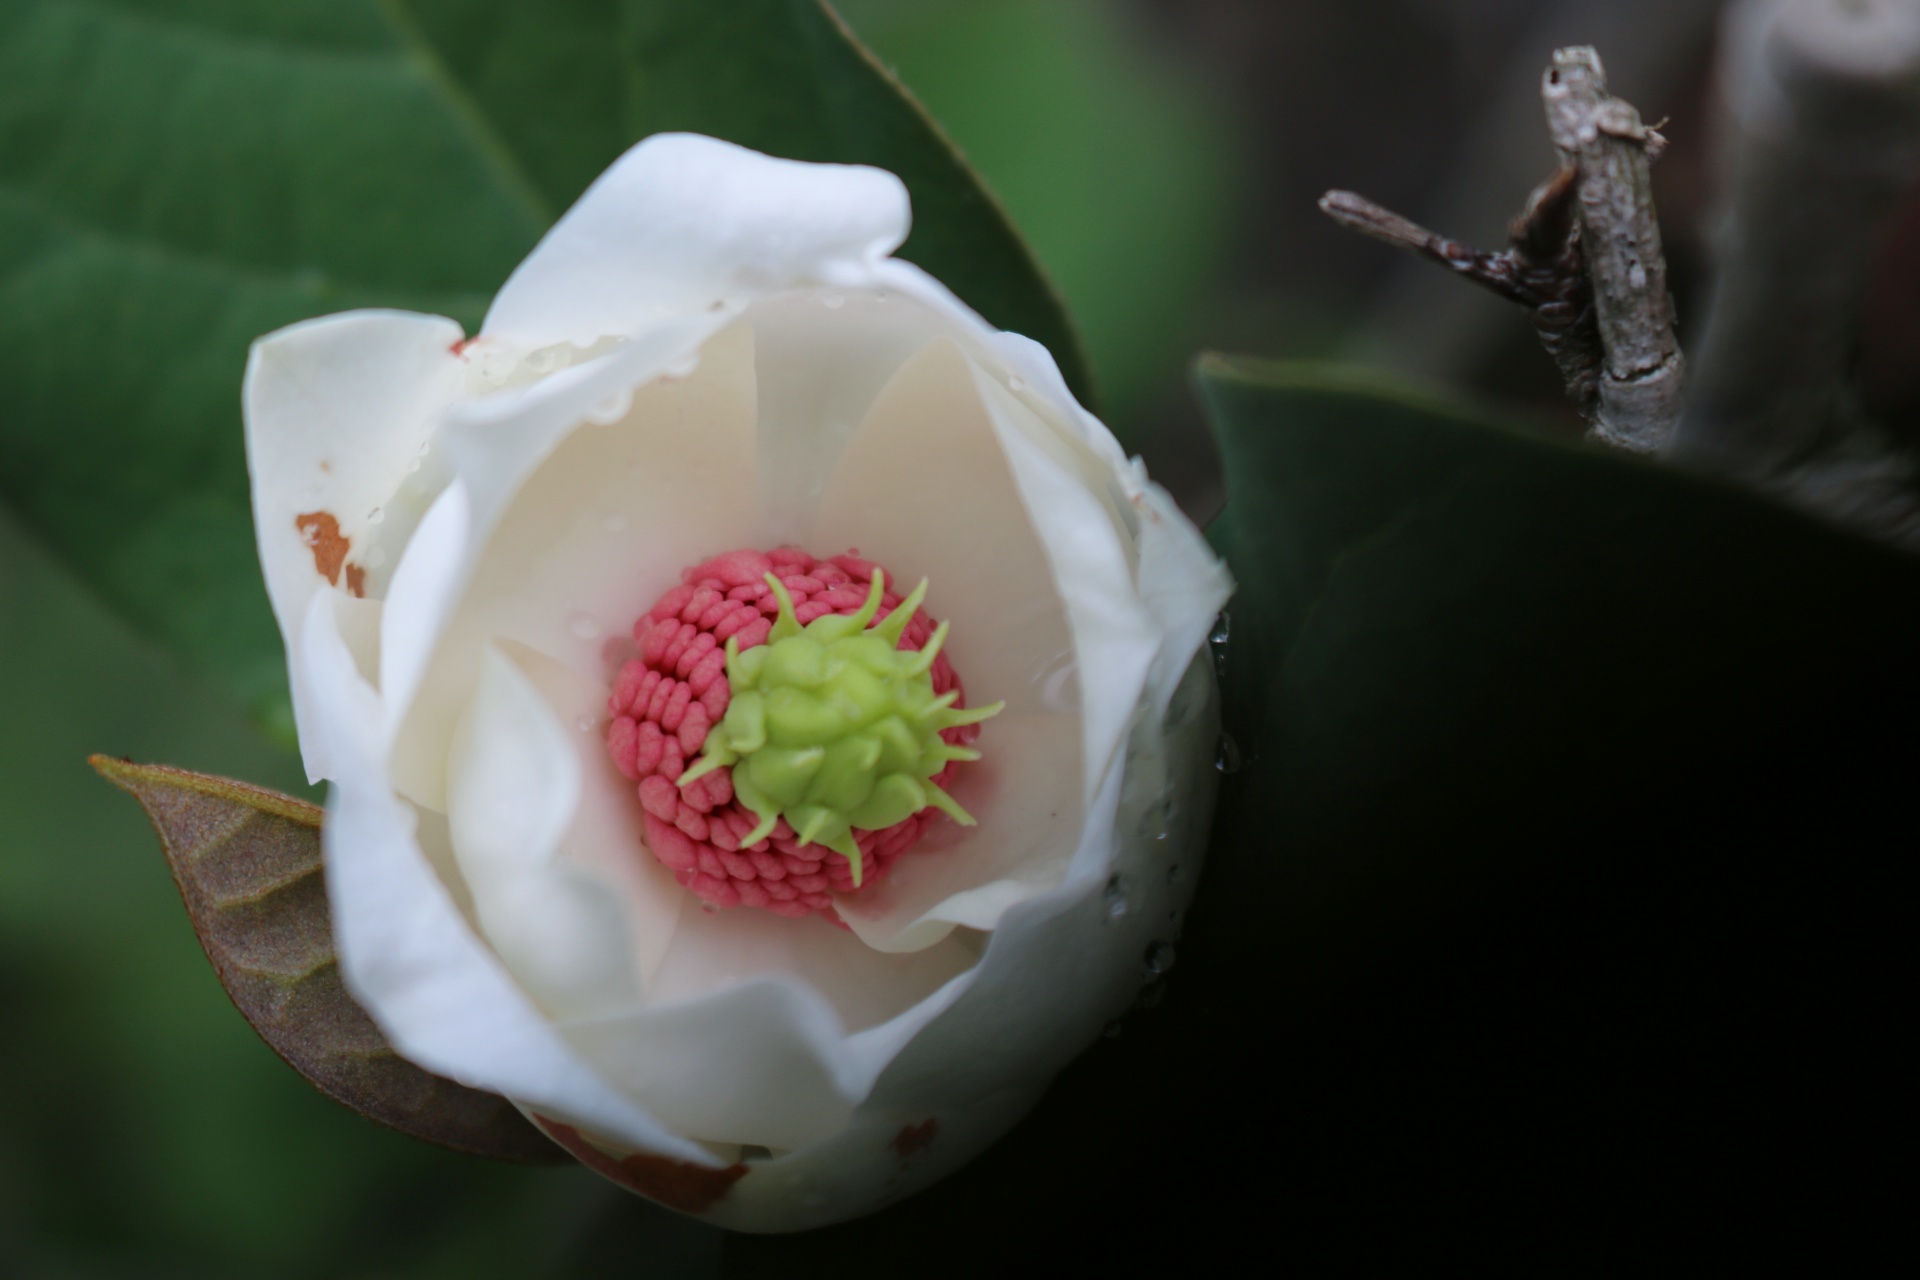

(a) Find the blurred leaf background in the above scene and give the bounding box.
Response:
[5,0,1914,1272]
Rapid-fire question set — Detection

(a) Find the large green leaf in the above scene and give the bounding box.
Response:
[0,0,1084,728]
[719,359,1915,1265]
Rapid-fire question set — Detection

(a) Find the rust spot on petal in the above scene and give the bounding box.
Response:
[344,563,366,598]
[890,1118,937,1158]
[295,512,349,586]
[535,1117,748,1214]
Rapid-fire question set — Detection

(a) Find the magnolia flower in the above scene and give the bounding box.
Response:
[245,133,1231,1230]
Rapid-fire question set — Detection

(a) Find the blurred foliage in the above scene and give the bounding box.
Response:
[838,0,1240,428]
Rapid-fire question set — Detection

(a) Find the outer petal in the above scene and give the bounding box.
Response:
[244,310,466,779]
[484,134,910,350]
[298,588,716,1165]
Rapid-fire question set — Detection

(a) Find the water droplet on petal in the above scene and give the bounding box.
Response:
[1101,1019,1124,1039]
[822,293,845,309]
[1166,862,1182,886]
[664,351,700,378]
[1209,611,1231,677]
[568,612,602,641]
[587,389,631,425]
[1136,791,1176,841]
[1138,981,1167,1010]
[575,714,596,734]
[1215,732,1242,774]
[1007,375,1026,392]
[1103,874,1129,922]
[1144,940,1177,977]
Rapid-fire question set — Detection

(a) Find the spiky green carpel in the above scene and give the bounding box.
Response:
[677,572,1002,886]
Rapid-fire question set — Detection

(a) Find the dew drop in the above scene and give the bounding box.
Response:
[1136,792,1176,841]
[1103,874,1130,922]
[822,293,846,309]
[1007,375,1026,392]
[575,714,596,734]
[1144,940,1177,977]
[1209,611,1231,677]
[603,514,629,534]
[568,612,602,641]
[1166,862,1182,886]
[1215,732,1242,774]
[664,351,700,379]
[1138,981,1167,1010]
[479,348,516,382]
[586,389,631,425]
[1101,1019,1124,1039]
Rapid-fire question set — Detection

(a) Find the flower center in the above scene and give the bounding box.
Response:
[605,549,1001,920]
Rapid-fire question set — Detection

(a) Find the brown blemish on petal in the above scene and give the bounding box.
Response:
[344,563,366,598]
[890,1118,937,1159]
[295,512,349,586]
[534,1118,748,1214]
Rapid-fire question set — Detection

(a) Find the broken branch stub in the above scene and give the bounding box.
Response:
[1542,46,1687,453]
[90,756,566,1165]
[1318,172,1601,417]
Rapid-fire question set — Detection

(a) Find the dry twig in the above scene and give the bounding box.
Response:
[1541,47,1687,452]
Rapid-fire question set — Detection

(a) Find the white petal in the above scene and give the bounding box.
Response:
[245,310,465,779]
[448,646,641,1020]
[298,589,714,1165]
[744,289,956,546]
[560,916,977,1149]
[978,366,1161,803]
[505,644,688,991]
[484,134,909,350]
[386,322,760,811]
[1132,475,1234,721]
[559,979,855,1151]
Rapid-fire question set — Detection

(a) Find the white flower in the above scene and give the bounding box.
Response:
[244,133,1231,1230]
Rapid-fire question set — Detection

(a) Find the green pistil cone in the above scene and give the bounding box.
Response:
[676,572,1003,887]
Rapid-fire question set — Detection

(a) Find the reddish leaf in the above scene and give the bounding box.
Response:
[91,756,565,1165]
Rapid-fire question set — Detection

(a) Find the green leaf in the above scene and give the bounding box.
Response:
[0,0,1084,726]
[1198,356,1920,969]
[90,755,566,1165]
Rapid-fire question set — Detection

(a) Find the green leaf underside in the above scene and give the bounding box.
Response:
[0,0,1085,726]
[1196,356,1920,975]
[89,754,565,1165]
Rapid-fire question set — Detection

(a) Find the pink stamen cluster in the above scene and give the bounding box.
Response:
[605,548,976,919]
